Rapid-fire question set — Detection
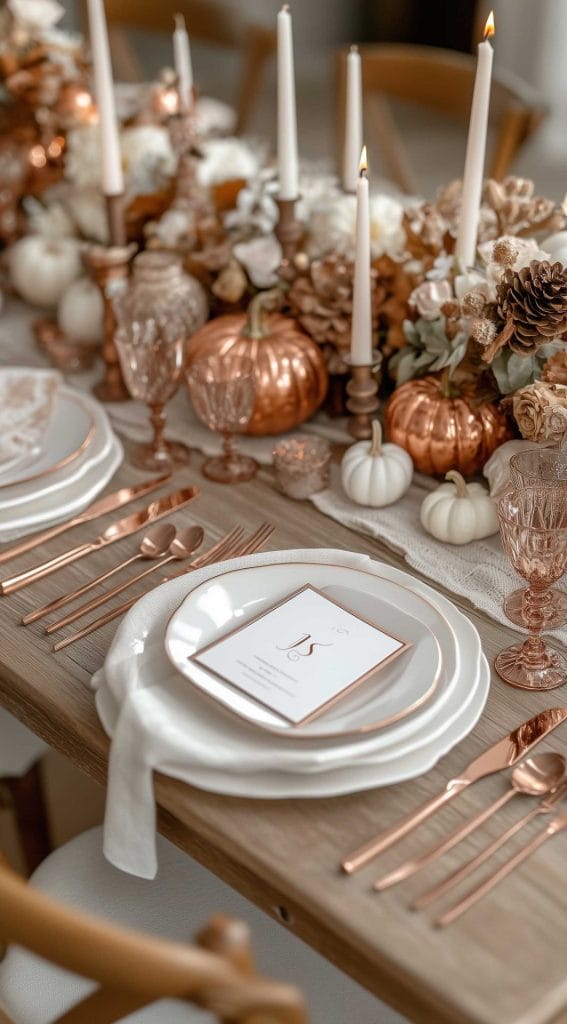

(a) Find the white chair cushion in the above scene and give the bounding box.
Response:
[0,706,48,777]
[0,826,403,1024]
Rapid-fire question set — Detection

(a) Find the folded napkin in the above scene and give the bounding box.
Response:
[0,368,60,469]
[311,467,567,649]
[92,547,481,878]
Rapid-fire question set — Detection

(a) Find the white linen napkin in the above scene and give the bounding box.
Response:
[0,368,60,468]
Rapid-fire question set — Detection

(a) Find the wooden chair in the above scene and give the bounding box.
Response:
[336,44,548,194]
[0,842,307,1024]
[0,707,51,874]
[85,0,277,135]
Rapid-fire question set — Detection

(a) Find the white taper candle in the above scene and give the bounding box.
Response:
[277,5,299,200]
[455,11,495,268]
[342,45,363,194]
[86,0,124,197]
[350,146,372,366]
[173,13,193,113]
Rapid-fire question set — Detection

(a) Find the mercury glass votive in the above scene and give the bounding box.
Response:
[273,436,331,500]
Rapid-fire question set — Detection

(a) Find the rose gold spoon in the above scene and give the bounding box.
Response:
[46,525,204,634]
[23,523,177,626]
[374,752,566,891]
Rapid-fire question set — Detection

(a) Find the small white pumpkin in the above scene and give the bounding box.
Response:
[341,420,413,507]
[420,470,498,544]
[9,236,82,308]
[58,276,103,344]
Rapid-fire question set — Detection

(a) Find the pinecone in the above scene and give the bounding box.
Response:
[285,252,415,369]
[496,260,567,355]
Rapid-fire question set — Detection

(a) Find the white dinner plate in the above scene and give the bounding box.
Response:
[0,435,123,537]
[165,563,447,739]
[95,550,486,799]
[0,390,95,491]
[0,388,113,509]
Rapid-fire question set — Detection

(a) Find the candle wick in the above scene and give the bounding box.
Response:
[174,12,185,30]
[350,44,359,54]
[280,3,290,11]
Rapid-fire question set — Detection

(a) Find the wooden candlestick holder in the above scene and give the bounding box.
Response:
[85,239,137,403]
[275,196,303,261]
[345,352,383,440]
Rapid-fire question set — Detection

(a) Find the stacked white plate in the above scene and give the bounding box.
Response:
[96,549,490,801]
[0,369,123,541]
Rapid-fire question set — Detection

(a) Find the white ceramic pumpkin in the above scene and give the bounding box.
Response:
[341,420,413,507]
[9,236,82,308]
[57,276,103,344]
[420,470,498,544]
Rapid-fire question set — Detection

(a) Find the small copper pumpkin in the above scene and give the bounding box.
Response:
[384,373,512,478]
[186,292,328,435]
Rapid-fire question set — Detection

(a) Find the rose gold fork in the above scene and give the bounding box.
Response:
[52,523,274,652]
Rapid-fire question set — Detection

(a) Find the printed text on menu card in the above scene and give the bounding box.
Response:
[192,585,411,725]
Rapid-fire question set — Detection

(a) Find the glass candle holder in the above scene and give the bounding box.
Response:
[273,435,331,500]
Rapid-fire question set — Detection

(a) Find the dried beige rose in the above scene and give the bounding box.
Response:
[544,397,567,442]
[512,380,567,441]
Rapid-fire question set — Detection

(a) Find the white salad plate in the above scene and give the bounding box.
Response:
[165,563,448,739]
[0,368,61,483]
[0,387,112,509]
[94,551,488,799]
[0,435,123,536]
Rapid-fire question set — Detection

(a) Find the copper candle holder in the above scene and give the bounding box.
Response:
[345,351,383,440]
[85,239,137,403]
[275,196,303,261]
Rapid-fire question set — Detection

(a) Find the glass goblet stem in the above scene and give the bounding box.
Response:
[222,431,236,466]
[149,403,169,461]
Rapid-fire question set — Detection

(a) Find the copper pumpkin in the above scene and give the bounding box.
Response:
[384,374,512,478]
[186,295,328,436]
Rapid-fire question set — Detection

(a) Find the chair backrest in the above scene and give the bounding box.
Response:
[81,0,276,134]
[336,44,548,193]
[0,856,307,1024]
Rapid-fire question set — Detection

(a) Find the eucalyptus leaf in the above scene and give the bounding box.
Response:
[506,352,538,392]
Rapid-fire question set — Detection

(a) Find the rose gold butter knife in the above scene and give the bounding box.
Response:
[0,486,199,595]
[341,707,567,874]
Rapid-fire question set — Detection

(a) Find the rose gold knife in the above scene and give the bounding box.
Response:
[0,474,172,565]
[0,486,199,594]
[341,707,567,874]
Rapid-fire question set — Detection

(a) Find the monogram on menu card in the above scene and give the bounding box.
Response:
[193,585,411,726]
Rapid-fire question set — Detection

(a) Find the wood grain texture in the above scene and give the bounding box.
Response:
[0,453,566,1024]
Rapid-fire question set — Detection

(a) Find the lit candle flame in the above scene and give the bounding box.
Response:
[483,10,495,40]
[359,144,367,175]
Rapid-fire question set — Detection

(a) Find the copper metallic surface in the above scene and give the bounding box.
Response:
[46,525,205,632]
[340,707,567,874]
[413,779,567,911]
[85,238,137,403]
[384,373,512,478]
[374,752,565,891]
[51,523,274,651]
[186,297,328,436]
[26,523,176,626]
[437,810,567,927]
[3,474,171,570]
[275,196,303,261]
[0,487,199,594]
[345,353,382,440]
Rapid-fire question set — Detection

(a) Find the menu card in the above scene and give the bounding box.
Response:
[192,585,410,725]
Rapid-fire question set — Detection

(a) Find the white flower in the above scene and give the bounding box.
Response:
[65,187,109,244]
[308,192,405,260]
[196,137,260,187]
[409,280,452,320]
[151,207,193,248]
[544,400,567,442]
[478,235,551,293]
[454,268,494,303]
[8,0,64,30]
[65,125,177,198]
[427,253,454,281]
[23,196,76,239]
[233,235,282,289]
[224,170,278,235]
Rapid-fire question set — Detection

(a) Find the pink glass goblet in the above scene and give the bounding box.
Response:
[496,487,567,690]
[114,315,190,472]
[505,449,567,630]
[186,354,258,484]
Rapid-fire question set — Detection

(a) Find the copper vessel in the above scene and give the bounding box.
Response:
[186,293,328,436]
[384,373,512,477]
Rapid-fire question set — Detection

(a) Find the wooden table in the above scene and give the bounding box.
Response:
[0,452,566,1024]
